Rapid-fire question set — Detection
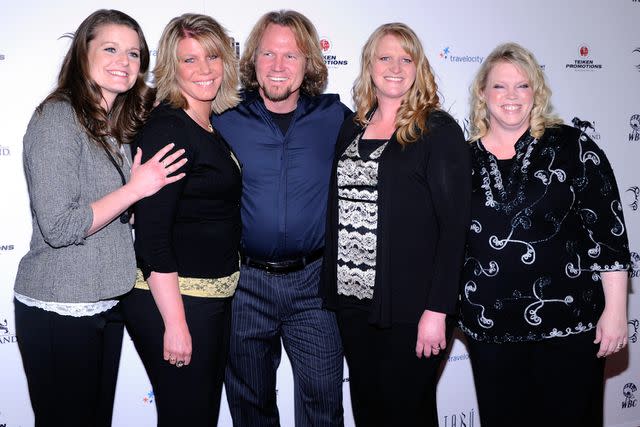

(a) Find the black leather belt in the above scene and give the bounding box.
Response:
[241,248,324,274]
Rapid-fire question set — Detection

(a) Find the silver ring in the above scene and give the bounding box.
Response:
[162,160,168,168]
[617,343,624,349]
[176,360,185,368]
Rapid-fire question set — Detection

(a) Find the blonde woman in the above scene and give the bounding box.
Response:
[121,14,240,426]
[459,42,630,426]
[320,23,470,426]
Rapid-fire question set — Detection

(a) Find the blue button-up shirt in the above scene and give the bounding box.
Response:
[213,91,351,260]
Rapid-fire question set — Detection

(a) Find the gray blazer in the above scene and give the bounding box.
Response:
[15,100,136,303]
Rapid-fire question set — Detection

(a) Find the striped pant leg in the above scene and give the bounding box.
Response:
[225,265,283,427]
[279,259,344,427]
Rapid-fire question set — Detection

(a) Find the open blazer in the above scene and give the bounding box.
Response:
[320,110,471,327]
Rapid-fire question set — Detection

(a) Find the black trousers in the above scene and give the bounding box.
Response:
[466,331,604,427]
[121,288,231,427]
[337,307,446,427]
[14,299,124,427]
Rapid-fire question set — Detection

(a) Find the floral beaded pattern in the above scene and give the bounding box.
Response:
[459,126,630,343]
[336,133,388,300]
[135,269,238,298]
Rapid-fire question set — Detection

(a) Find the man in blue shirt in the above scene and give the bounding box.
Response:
[213,10,351,426]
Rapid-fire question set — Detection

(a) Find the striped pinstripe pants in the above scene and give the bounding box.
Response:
[225,259,344,426]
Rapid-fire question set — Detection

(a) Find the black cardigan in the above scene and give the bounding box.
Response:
[320,110,471,327]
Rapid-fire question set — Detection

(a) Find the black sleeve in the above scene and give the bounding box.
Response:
[424,115,472,313]
[133,113,193,277]
[572,133,630,272]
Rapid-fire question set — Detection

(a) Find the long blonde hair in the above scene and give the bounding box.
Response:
[469,42,562,141]
[353,23,440,146]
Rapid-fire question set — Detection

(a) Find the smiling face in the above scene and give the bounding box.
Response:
[176,37,223,112]
[255,23,307,113]
[87,24,141,111]
[370,34,417,107]
[483,61,534,136]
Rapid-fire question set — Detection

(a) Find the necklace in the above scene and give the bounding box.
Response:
[187,108,213,133]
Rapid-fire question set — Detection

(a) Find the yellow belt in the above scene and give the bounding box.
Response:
[134,269,238,298]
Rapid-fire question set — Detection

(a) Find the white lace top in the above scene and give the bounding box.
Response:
[15,292,118,317]
[336,134,388,300]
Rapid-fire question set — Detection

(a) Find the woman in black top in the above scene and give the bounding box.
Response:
[320,23,470,426]
[120,14,240,426]
[459,42,630,427]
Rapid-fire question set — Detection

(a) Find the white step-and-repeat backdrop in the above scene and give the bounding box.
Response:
[1,1,639,426]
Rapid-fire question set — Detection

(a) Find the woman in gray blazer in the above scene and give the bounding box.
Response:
[13,10,186,427]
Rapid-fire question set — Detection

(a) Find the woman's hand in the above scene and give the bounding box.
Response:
[595,270,629,358]
[128,143,187,199]
[595,307,628,358]
[87,144,187,235]
[146,272,192,367]
[416,309,447,358]
[163,321,192,367]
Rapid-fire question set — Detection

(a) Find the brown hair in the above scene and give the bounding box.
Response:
[154,13,239,114]
[239,10,327,96]
[353,23,440,146]
[41,9,154,159]
[469,42,562,141]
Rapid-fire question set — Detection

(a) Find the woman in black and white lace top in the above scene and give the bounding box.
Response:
[320,23,470,426]
[458,42,630,426]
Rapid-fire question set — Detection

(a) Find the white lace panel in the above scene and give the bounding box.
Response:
[15,292,119,317]
[336,135,387,300]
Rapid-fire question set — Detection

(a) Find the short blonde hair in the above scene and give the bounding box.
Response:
[154,13,239,114]
[469,42,562,141]
[353,23,440,146]
[239,10,327,96]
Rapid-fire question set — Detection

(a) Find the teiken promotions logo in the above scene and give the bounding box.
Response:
[566,43,603,71]
[319,37,331,53]
[320,36,348,68]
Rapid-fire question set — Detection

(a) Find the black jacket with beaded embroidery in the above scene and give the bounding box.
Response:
[459,125,630,343]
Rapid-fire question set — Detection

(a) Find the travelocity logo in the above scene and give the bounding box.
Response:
[439,46,483,64]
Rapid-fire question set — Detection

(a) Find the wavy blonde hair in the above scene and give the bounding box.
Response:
[469,42,562,141]
[353,23,440,146]
[154,13,239,114]
[239,10,327,96]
